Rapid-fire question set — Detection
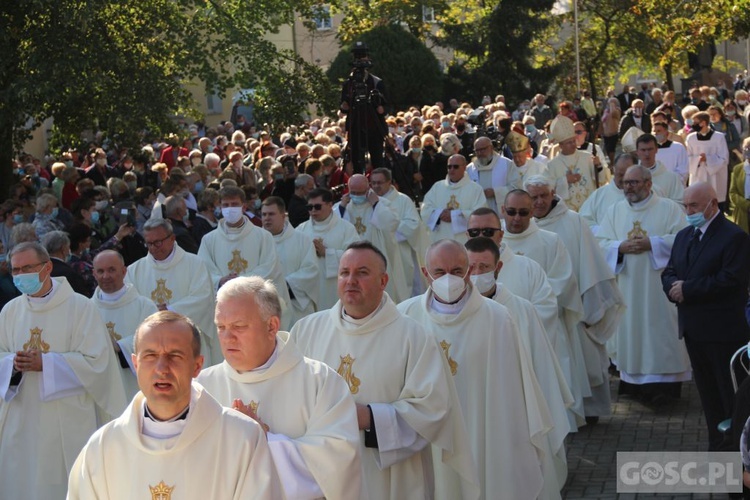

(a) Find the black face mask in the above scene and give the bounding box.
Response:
[423,145,436,153]
[456,123,466,132]
[691,122,703,132]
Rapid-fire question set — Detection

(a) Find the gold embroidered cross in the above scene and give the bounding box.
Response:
[627,221,648,239]
[353,217,367,235]
[106,322,122,341]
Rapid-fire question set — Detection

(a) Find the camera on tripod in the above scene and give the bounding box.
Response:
[467,106,500,149]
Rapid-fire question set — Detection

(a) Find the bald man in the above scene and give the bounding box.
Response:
[662,182,750,450]
[335,174,411,302]
[466,136,519,214]
[398,239,558,499]
[91,250,158,398]
[421,154,487,244]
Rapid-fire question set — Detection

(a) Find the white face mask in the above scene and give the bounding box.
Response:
[470,271,496,295]
[191,157,201,166]
[221,207,244,224]
[429,270,468,303]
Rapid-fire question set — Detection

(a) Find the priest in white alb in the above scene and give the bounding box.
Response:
[506,131,550,188]
[596,165,691,398]
[371,167,430,296]
[92,250,158,398]
[467,208,561,352]
[198,276,362,499]
[464,236,574,493]
[398,239,560,499]
[1,242,126,499]
[261,197,319,326]
[525,175,625,422]
[335,174,411,303]
[290,242,479,500]
[654,120,689,183]
[126,218,219,365]
[636,133,685,204]
[197,186,291,328]
[67,312,282,499]
[579,153,636,235]
[466,136,519,214]
[422,154,487,244]
[297,188,359,310]
[502,190,589,428]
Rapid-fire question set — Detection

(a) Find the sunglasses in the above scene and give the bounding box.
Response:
[467,227,502,238]
[447,164,463,170]
[504,208,531,217]
[306,203,324,211]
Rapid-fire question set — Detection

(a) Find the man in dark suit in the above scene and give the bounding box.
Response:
[164,195,199,254]
[41,230,91,296]
[662,182,750,450]
[617,85,637,112]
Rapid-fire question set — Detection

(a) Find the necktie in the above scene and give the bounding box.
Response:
[687,228,701,263]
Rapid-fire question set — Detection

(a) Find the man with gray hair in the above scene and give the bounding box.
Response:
[579,152,638,234]
[32,193,64,239]
[198,276,362,499]
[42,230,89,296]
[164,195,199,254]
[597,164,689,402]
[126,218,219,364]
[0,241,126,499]
[467,135,519,214]
[525,174,625,424]
[288,173,315,227]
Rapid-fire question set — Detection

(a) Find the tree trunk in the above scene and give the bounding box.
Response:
[663,63,674,91]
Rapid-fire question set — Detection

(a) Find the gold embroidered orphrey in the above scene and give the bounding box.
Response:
[227,249,248,274]
[439,340,458,376]
[446,195,460,210]
[337,354,361,394]
[246,399,270,432]
[353,217,367,236]
[150,278,173,305]
[23,327,50,353]
[149,481,175,500]
[105,322,122,342]
[627,221,649,240]
[248,400,260,414]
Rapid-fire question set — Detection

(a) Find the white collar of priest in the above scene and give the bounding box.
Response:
[628,191,653,208]
[312,212,335,228]
[342,295,386,325]
[429,286,471,314]
[247,339,280,374]
[98,284,128,303]
[153,245,177,264]
[228,216,247,233]
[142,401,190,440]
[28,277,57,305]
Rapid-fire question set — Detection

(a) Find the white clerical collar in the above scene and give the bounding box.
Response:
[28,278,58,304]
[342,296,386,325]
[429,287,471,314]
[312,212,335,228]
[226,218,247,234]
[248,340,280,373]
[153,245,177,264]
[141,403,189,439]
[628,192,653,209]
[98,285,128,302]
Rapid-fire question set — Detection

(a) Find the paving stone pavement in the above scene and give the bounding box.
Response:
[561,376,740,499]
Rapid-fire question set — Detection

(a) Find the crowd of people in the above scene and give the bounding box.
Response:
[3,76,750,499]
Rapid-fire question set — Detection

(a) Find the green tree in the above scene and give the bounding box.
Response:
[0,0,334,200]
[327,25,444,111]
[435,0,560,106]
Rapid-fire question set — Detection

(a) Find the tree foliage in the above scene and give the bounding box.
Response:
[327,25,444,111]
[435,0,560,105]
[0,0,336,198]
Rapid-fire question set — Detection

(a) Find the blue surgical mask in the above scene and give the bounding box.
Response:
[0,254,6,263]
[350,194,367,205]
[90,211,100,224]
[525,125,537,134]
[12,214,23,224]
[13,271,44,295]
[51,207,59,219]
[686,202,710,228]
[274,174,284,181]
[253,199,262,210]
[193,181,204,193]
[213,207,222,218]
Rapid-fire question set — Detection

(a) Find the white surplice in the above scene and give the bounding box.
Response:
[466,154,519,213]
[398,286,558,500]
[579,182,624,235]
[596,193,691,383]
[297,213,359,310]
[0,278,127,500]
[198,332,362,499]
[197,217,292,329]
[290,295,480,500]
[686,130,730,202]
[272,221,320,327]
[646,161,685,204]
[67,383,282,500]
[126,245,219,365]
[91,284,158,398]
[421,173,487,244]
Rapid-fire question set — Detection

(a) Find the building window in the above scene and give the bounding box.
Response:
[422,6,435,23]
[313,5,332,31]
[206,90,222,115]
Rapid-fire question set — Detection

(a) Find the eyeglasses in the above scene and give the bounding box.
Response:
[467,227,502,238]
[622,180,644,187]
[11,261,48,275]
[504,208,531,217]
[306,203,324,211]
[447,164,463,170]
[575,130,586,135]
[145,234,172,248]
